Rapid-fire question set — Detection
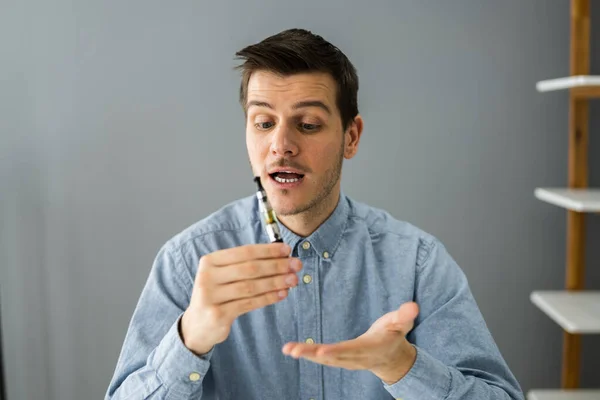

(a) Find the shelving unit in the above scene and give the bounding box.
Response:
[530,291,600,334]
[529,390,600,400]
[534,188,600,212]
[528,1,599,398]
[536,75,600,95]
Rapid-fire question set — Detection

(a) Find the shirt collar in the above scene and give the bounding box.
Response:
[277,192,350,260]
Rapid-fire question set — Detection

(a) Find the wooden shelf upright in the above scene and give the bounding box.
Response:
[529,1,600,399]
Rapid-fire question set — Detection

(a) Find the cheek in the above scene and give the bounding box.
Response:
[308,141,342,172]
[246,132,270,169]
[246,132,260,158]
[321,141,343,162]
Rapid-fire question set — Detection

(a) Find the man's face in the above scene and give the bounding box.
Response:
[246,71,357,217]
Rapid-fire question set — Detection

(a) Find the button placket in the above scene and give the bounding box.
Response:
[296,246,319,400]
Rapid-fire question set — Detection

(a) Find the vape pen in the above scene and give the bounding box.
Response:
[254,176,284,243]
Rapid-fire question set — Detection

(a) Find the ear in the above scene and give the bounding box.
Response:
[343,115,364,160]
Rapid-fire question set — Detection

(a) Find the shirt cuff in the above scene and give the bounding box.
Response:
[383,345,451,400]
[148,313,213,398]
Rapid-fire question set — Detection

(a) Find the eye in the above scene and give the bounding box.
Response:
[255,121,275,131]
[299,122,321,133]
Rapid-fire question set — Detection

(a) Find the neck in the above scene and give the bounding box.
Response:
[278,189,341,238]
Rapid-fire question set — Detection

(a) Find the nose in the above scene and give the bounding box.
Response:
[269,124,299,157]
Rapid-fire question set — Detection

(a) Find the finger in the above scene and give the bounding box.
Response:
[213,273,298,304]
[282,342,309,357]
[284,336,374,358]
[282,342,296,355]
[284,342,363,361]
[388,302,419,332]
[215,257,302,284]
[208,243,291,266]
[221,288,289,319]
[300,353,362,370]
[283,343,322,359]
[315,339,368,358]
[283,342,367,369]
[288,347,364,370]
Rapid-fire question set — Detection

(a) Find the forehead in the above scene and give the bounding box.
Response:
[246,71,337,108]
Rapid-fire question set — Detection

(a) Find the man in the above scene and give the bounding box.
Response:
[106,28,524,400]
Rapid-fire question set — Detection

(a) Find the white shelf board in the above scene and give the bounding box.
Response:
[530,291,600,334]
[534,188,600,212]
[528,390,600,400]
[536,75,600,92]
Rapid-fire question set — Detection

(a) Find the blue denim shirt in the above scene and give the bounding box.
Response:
[106,193,524,400]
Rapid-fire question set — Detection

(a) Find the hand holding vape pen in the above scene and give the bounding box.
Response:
[254,177,284,243]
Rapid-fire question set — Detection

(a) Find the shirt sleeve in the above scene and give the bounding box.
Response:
[383,239,525,400]
[105,243,212,399]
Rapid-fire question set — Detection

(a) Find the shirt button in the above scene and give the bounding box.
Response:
[302,274,312,284]
[189,372,201,381]
[323,251,329,259]
[305,337,315,344]
[302,241,311,250]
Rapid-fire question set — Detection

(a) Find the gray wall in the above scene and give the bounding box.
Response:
[1,1,599,399]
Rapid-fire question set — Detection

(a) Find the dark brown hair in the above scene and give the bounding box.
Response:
[235,28,359,131]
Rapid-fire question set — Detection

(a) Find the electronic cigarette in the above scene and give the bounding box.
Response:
[254,176,284,243]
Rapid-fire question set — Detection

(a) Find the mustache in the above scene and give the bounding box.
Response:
[266,159,312,174]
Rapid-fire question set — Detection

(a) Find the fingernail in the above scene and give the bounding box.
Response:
[285,274,297,286]
[280,243,291,256]
[289,258,301,271]
[278,290,288,298]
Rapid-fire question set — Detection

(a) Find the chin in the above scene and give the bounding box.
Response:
[271,197,307,217]
[271,201,298,217]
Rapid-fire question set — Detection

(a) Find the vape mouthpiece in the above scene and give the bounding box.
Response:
[254,176,264,192]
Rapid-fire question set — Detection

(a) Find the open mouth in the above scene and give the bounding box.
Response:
[269,171,305,184]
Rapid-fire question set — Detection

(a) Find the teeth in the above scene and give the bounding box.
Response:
[274,176,300,183]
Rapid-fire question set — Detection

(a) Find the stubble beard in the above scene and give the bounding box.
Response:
[275,142,344,218]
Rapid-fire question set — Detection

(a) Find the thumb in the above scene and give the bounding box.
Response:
[387,302,419,334]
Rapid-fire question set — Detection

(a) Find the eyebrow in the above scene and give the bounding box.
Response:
[292,101,331,115]
[246,100,331,115]
[247,101,273,110]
